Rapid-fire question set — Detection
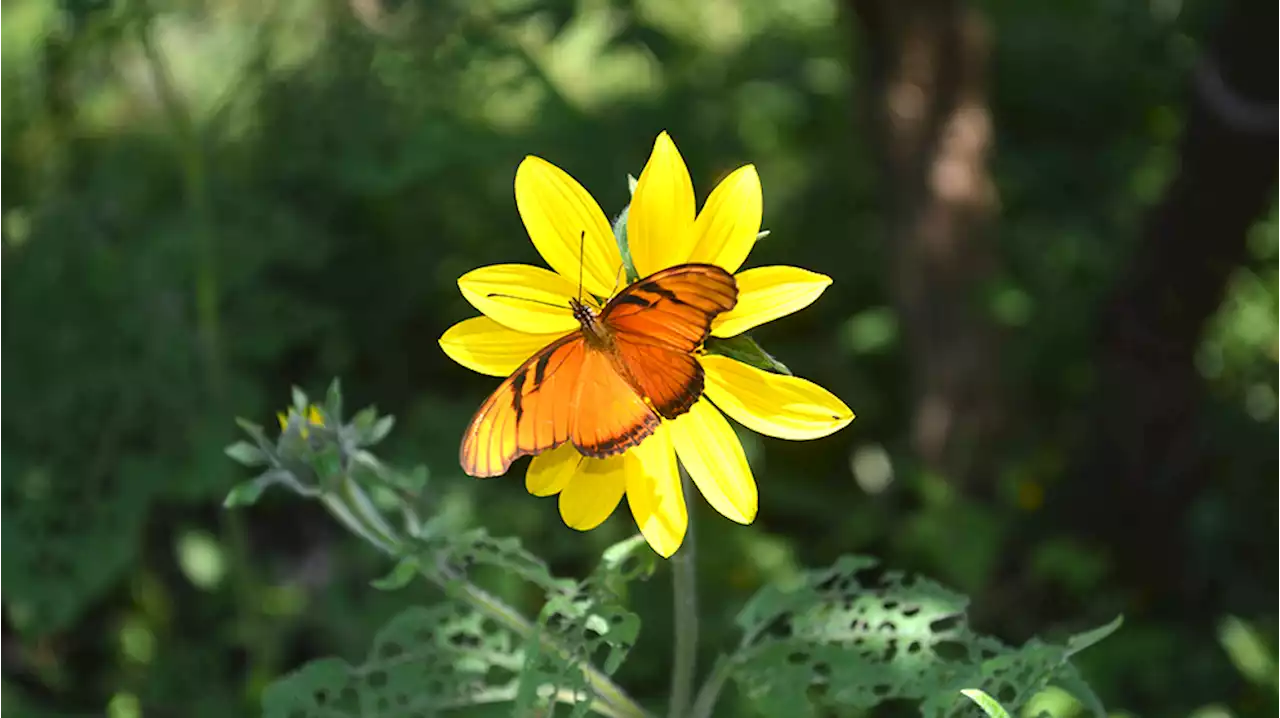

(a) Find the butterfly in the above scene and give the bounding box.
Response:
[460,263,738,478]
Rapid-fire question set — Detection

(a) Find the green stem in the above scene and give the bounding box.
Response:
[668,470,699,718]
[324,477,651,718]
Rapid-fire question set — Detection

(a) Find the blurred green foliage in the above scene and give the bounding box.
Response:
[2,0,1275,716]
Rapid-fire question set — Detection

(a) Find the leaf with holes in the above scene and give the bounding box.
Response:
[261,603,522,718]
[414,527,574,596]
[731,555,1117,718]
[513,539,647,717]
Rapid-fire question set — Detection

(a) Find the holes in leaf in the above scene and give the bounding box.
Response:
[484,664,516,686]
[447,631,481,649]
[337,687,358,709]
[929,614,961,633]
[378,641,405,660]
[933,640,967,661]
[883,639,898,662]
[366,670,388,689]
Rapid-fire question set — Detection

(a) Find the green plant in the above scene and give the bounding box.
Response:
[226,382,1121,717]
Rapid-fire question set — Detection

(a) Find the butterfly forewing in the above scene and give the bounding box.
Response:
[602,264,738,418]
[460,333,584,477]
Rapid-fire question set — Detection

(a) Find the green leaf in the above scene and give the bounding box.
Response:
[1065,615,1124,657]
[600,534,648,572]
[514,549,643,717]
[730,555,1109,718]
[704,334,793,375]
[367,416,396,446]
[224,441,267,467]
[370,557,420,591]
[961,689,1012,718]
[261,604,522,718]
[627,173,638,195]
[223,469,299,507]
[1052,664,1109,718]
[419,529,573,594]
[223,479,267,508]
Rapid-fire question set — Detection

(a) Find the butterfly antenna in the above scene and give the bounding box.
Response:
[484,293,565,309]
[577,229,586,303]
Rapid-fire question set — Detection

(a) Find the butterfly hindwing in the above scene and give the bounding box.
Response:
[570,347,662,457]
[603,264,738,419]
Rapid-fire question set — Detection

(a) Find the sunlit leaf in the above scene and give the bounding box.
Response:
[730,555,1119,718]
[960,689,1011,718]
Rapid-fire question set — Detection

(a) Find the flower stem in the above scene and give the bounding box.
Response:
[668,470,699,718]
[324,476,651,718]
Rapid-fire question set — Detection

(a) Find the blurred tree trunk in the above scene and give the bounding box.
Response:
[1063,1,1278,603]
[847,0,1002,487]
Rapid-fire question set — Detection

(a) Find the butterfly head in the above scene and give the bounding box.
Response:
[570,296,611,347]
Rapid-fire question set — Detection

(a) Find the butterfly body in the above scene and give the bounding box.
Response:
[460,263,738,478]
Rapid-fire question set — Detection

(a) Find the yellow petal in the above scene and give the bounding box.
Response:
[628,132,696,276]
[670,399,757,524]
[623,425,686,557]
[440,317,566,377]
[701,355,854,440]
[686,165,762,274]
[458,264,580,334]
[515,156,623,298]
[712,266,832,337]
[526,443,582,496]
[558,454,627,530]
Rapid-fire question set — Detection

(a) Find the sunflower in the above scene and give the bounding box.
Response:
[440,132,853,557]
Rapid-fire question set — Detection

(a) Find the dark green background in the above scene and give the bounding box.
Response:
[3,0,1276,716]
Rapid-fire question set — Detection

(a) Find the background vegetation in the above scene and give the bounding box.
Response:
[3,0,1276,716]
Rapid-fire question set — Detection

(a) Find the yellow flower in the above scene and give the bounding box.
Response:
[440,132,853,557]
[278,405,325,439]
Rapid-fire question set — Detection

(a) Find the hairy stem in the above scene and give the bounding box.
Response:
[668,470,699,717]
[325,476,651,718]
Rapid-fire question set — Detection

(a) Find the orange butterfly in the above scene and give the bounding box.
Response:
[460,263,738,478]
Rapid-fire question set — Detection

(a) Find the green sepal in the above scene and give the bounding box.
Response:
[704,334,793,376]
